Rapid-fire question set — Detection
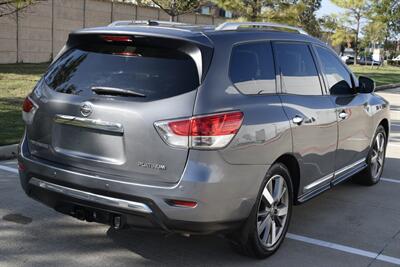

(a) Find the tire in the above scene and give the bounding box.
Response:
[231,163,293,258]
[354,125,387,186]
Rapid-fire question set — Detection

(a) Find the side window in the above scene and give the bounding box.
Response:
[315,46,354,95]
[274,43,322,95]
[229,42,276,94]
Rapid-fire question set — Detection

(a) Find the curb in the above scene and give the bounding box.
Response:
[375,83,400,91]
[0,144,18,160]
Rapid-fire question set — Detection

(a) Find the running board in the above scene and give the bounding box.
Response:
[331,162,367,186]
[297,159,367,203]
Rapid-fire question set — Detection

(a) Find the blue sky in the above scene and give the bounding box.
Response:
[316,0,344,17]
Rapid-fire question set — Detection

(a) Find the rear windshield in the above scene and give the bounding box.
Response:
[44,45,199,101]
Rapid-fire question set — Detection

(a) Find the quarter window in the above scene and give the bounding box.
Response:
[315,46,354,95]
[229,42,276,94]
[274,43,322,95]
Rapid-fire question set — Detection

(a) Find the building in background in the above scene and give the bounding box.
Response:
[198,2,233,18]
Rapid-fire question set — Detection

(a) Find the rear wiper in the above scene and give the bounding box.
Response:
[91,86,146,97]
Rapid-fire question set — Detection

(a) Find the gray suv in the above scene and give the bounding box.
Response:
[18,21,390,258]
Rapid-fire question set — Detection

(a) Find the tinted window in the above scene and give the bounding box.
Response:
[274,43,322,95]
[45,46,199,101]
[315,46,353,95]
[229,42,276,94]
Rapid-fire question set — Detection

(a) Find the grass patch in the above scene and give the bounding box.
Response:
[349,65,400,87]
[0,63,48,145]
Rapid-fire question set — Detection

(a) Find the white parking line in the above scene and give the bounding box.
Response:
[286,233,400,265]
[382,177,400,184]
[0,165,18,174]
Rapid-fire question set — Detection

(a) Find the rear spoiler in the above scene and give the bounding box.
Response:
[52,28,214,83]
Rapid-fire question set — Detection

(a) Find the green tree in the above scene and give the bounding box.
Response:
[371,0,400,55]
[360,20,387,66]
[332,27,355,48]
[320,15,355,48]
[320,15,347,46]
[362,20,387,48]
[211,0,270,21]
[262,2,303,25]
[319,14,337,42]
[213,0,322,36]
[0,0,43,17]
[331,0,371,65]
[371,0,400,40]
[150,0,207,21]
[298,0,322,37]
[213,0,317,22]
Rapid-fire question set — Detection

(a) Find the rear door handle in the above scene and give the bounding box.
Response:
[338,111,349,120]
[292,115,304,125]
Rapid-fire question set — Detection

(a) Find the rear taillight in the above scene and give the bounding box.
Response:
[22,96,38,125]
[22,97,34,112]
[18,162,26,172]
[112,52,139,57]
[101,35,133,43]
[154,111,243,149]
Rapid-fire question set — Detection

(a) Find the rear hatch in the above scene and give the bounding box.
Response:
[25,30,213,186]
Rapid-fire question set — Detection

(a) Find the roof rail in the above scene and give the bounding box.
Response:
[215,22,308,35]
[108,20,191,27]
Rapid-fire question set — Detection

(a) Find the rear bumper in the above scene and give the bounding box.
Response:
[18,134,268,234]
[27,177,240,234]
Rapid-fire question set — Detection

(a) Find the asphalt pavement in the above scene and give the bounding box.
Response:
[1,91,400,266]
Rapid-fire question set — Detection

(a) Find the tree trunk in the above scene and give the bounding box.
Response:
[170,0,175,22]
[371,42,374,69]
[354,17,360,66]
[250,0,259,21]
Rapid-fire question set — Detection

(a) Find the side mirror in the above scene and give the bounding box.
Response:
[358,76,375,93]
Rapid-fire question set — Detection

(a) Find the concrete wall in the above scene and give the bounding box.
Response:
[0,0,224,63]
[0,12,17,63]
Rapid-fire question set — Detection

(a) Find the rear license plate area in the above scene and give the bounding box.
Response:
[52,124,126,164]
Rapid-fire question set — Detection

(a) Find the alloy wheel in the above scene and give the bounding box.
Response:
[371,132,385,179]
[257,175,289,248]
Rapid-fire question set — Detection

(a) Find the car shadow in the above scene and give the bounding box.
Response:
[106,228,257,265]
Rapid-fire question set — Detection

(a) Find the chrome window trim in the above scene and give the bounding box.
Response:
[29,178,152,214]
